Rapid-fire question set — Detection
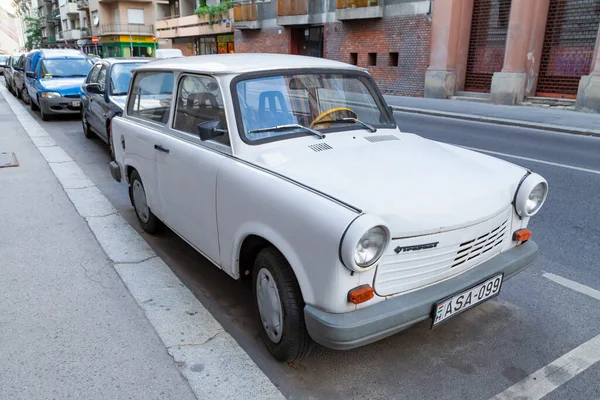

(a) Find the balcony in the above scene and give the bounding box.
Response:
[336,0,383,20]
[277,0,311,26]
[155,9,234,39]
[64,1,79,16]
[76,0,88,9]
[233,1,260,30]
[40,16,48,26]
[63,29,82,40]
[100,23,154,35]
[80,28,91,37]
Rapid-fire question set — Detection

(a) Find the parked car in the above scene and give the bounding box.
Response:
[81,58,151,159]
[24,49,93,120]
[3,53,24,95]
[12,53,28,102]
[0,55,8,75]
[110,54,548,362]
[155,48,183,59]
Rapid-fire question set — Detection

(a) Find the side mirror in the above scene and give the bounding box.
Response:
[197,120,226,141]
[26,71,35,78]
[86,83,103,94]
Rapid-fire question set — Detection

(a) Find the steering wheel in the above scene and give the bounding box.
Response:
[310,107,358,128]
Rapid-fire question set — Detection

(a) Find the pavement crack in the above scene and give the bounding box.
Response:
[114,255,159,265]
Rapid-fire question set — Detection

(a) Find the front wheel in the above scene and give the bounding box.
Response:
[20,85,29,104]
[253,247,314,362]
[30,95,39,111]
[40,105,50,121]
[129,169,161,234]
[82,109,94,138]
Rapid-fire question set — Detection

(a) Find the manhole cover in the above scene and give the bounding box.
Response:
[0,152,19,168]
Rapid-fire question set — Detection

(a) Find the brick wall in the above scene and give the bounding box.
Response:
[234,27,292,54]
[324,14,431,97]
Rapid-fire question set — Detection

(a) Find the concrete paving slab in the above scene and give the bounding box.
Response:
[38,145,73,163]
[49,161,95,189]
[30,136,57,147]
[65,186,118,217]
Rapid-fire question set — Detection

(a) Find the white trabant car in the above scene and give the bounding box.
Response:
[110,54,548,361]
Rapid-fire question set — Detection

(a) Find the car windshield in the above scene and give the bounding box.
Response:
[235,72,395,143]
[40,59,92,78]
[0,56,7,64]
[110,62,145,95]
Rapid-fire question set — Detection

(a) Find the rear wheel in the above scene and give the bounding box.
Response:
[82,109,94,138]
[20,85,29,104]
[129,169,161,234]
[253,247,314,362]
[40,104,50,121]
[107,119,115,160]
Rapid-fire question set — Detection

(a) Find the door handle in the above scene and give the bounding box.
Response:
[154,144,170,153]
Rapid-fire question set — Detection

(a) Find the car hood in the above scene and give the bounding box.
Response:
[110,95,127,109]
[40,78,86,94]
[246,131,527,237]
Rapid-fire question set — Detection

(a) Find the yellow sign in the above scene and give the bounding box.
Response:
[119,35,155,43]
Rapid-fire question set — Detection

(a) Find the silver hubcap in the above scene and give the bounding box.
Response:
[256,268,283,343]
[132,179,149,223]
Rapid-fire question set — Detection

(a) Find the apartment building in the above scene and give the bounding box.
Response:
[88,0,157,57]
[155,0,234,56]
[0,4,21,53]
[233,0,432,96]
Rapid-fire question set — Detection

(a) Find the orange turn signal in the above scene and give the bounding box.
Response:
[513,229,532,242]
[348,285,375,305]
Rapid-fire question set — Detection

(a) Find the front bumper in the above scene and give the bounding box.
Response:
[304,240,538,350]
[40,97,81,115]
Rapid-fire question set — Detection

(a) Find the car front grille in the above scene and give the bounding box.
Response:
[373,207,512,297]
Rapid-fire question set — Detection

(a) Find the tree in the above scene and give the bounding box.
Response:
[24,16,42,50]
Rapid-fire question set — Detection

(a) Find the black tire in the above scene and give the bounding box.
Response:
[20,85,28,103]
[15,86,21,99]
[129,169,161,234]
[40,105,50,121]
[81,109,94,138]
[30,95,39,111]
[107,119,115,161]
[253,247,314,362]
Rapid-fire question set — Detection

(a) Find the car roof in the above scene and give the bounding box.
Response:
[101,57,153,65]
[133,53,364,75]
[38,49,88,59]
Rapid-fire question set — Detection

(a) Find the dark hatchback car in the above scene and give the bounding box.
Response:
[81,58,150,158]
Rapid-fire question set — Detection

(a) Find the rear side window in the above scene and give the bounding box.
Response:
[127,71,174,125]
[87,64,102,83]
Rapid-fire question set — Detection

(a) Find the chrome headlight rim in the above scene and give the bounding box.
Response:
[340,216,390,273]
[514,173,548,217]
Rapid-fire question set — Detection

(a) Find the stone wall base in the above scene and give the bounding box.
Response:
[576,75,600,113]
[490,72,526,105]
[424,70,456,99]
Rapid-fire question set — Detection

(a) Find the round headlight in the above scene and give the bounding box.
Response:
[354,226,388,267]
[515,173,548,217]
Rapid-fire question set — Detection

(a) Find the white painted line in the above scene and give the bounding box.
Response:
[543,272,600,301]
[489,333,600,400]
[0,85,285,400]
[461,145,600,175]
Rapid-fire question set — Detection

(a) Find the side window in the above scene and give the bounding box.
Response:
[97,65,107,92]
[127,71,174,125]
[173,75,229,146]
[87,64,102,83]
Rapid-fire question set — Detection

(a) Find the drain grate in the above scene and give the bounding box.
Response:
[0,152,18,168]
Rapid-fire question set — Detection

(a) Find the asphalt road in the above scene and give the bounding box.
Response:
[6,80,600,399]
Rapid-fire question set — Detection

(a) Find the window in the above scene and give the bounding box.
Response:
[127,71,174,125]
[367,53,377,66]
[174,75,229,145]
[87,63,102,83]
[127,8,144,24]
[97,65,107,92]
[40,59,92,78]
[389,52,398,67]
[350,53,358,66]
[110,62,146,95]
[235,73,395,143]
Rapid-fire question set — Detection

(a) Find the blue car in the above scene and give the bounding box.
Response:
[24,49,93,121]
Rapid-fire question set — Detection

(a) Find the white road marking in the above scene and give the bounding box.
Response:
[543,272,600,301]
[460,146,600,175]
[489,333,600,400]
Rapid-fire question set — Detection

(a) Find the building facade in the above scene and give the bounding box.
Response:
[0,4,21,54]
[425,0,600,111]
[155,0,235,56]
[233,0,432,97]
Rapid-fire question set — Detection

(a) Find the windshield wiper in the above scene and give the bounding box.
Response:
[313,117,377,133]
[248,124,325,139]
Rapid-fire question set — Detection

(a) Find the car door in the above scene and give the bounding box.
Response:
[125,70,175,219]
[82,63,101,123]
[155,74,229,265]
[89,64,108,137]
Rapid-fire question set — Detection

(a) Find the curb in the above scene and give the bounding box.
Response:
[390,106,600,138]
[0,85,285,400]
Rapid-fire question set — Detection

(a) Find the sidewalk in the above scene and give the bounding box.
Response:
[0,87,284,399]
[384,95,600,137]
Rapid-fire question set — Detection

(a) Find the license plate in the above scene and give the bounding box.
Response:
[72,100,81,107]
[432,274,503,328]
